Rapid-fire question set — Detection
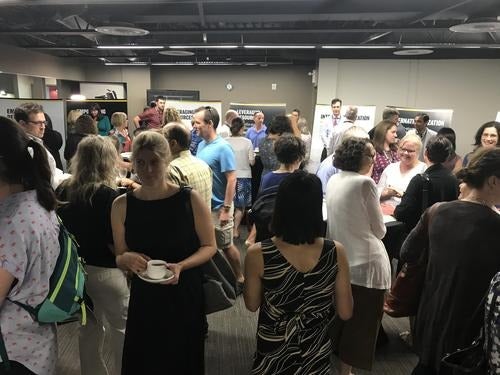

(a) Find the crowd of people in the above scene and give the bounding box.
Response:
[0,97,498,375]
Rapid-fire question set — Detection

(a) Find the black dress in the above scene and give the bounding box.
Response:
[401,201,500,372]
[122,188,205,375]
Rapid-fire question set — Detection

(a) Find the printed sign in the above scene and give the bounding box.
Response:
[229,102,287,130]
[394,106,454,132]
[167,100,222,129]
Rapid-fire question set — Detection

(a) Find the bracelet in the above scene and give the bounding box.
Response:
[222,205,231,211]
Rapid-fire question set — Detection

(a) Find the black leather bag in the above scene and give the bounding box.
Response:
[181,186,236,314]
[441,338,486,374]
[202,250,237,314]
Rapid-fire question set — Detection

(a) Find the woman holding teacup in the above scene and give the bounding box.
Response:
[111,131,216,374]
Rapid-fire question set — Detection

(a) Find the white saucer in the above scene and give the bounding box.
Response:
[138,270,175,284]
[120,152,132,160]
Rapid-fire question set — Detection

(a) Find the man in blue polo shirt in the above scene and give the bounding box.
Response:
[246,111,267,150]
[194,106,244,290]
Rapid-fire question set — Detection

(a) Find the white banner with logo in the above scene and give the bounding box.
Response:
[310,104,377,169]
[167,100,222,129]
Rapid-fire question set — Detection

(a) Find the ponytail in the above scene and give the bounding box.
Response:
[0,116,56,212]
[27,139,57,211]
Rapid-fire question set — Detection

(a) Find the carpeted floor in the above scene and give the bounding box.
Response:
[56,233,418,374]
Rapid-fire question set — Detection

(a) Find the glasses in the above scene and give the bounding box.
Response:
[27,120,48,127]
[400,148,416,154]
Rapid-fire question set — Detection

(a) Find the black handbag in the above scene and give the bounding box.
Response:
[181,186,236,314]
[441,288,495,374]
[441,338,486,374]
[202,250,236,314]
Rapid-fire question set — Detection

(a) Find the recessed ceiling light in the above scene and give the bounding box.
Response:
[159,50,195,56]
[95,26,149,36]
[449,22,500,33]
[393,49,434,56]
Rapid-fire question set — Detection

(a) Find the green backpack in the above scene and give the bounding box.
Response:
[13,215,88,324]
[1,216,87,369]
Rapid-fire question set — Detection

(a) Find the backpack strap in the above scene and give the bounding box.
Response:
[420,172,431,212]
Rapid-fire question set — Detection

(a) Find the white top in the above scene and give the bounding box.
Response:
[326,171,391,290]
[0,190,59,375]
[216,122,231,138]
[226,136,255,178]
[377,161,427,207]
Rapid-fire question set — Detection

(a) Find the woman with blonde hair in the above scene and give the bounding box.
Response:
[111,131,216,374]
[377,133,426,214]
[162,107,182,126]
[109,112,132,153]
[371,120,400,183]
[67,109,83,134]
[56,135,129,375]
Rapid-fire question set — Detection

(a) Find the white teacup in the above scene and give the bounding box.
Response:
[146,260,168,280]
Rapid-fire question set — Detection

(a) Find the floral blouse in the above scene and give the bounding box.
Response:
[372,149,399,184]
[0,190,59,375]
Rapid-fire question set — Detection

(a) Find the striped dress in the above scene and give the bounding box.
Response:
[252,239,338,375]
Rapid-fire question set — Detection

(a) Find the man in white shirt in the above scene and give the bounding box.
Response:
[217,109,238,139]
[407,113,437,162]
[14,103,67,189]
[320,98,342,161]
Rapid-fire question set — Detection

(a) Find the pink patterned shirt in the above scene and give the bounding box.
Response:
[372,150,400,184]
[0,190,59,375]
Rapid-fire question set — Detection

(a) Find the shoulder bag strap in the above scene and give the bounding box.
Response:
[421,172,431,212]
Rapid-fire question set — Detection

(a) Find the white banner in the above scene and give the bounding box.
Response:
[310,104,377,169]
[167,100,222,129]
[0,98,66,163]
[496,112,500,122]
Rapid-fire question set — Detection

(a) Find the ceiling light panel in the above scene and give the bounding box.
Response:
[97,45,164,49]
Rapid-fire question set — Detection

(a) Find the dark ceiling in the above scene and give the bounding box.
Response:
[0,0,500,66]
